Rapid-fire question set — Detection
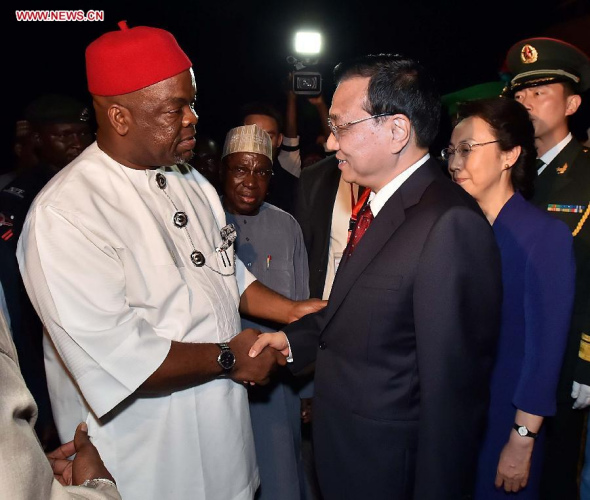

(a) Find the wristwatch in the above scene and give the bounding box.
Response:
[216,342,236,371]
[513,423,538,439]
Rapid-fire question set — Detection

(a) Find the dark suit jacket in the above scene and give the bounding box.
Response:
[294,155,341,298]
[265,158,299,216]
[532,139,590,393]
[284,158,502,500]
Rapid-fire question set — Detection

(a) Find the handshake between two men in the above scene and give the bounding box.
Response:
[228,291,327,386]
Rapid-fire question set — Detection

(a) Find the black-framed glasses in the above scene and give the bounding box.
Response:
[441,140,499,161]
[227,166,273,179]
[327,113,394,139]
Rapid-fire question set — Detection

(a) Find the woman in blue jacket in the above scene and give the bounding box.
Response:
[445,97,575,498]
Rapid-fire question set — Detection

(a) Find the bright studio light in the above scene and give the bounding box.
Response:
[294,31,322,55]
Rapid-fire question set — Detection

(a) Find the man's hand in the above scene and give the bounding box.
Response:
[307,95,325,107]
[249,331,290,359]
[572,381,590,409]
[47,422,115,486]
[47,437,76,486]
[287,298,327,324]
[494,434,533,493]
[229,328,287,385]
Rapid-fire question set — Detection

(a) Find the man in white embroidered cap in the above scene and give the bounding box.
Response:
[222,124,314,500]
[16,21,325,500]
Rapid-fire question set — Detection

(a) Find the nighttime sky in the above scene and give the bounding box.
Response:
[8,0,589,148]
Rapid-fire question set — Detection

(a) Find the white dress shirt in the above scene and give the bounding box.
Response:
[538,133,572,175]
[369,154,430,215]
[322,176,359,300]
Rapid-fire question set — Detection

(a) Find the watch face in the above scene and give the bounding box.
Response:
[518,426,527,436]
[218,349,235,370]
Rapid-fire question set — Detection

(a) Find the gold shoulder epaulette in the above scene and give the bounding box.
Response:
[580,333,590,362]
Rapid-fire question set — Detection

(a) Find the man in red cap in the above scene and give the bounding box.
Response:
[17,21,324,500]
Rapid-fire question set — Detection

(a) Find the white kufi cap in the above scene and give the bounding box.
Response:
[222,124,273,163]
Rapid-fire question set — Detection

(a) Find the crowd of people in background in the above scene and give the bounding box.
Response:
[1,19,590,500]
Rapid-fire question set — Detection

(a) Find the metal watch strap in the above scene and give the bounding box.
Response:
[81,478,117,489]
[216,342,235,372]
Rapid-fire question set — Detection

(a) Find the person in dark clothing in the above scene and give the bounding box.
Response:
[0,93,93,450]
[240,102,300,215]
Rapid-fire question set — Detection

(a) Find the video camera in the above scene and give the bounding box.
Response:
[292,71,322,95]
[288,32,323,96]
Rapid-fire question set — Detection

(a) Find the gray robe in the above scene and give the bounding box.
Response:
[0,298,121,499]
[226,203,312,500]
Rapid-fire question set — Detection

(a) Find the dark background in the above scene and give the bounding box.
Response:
[7,0,590,153]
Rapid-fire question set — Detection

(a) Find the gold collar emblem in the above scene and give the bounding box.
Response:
[556,163,568,174]
[521,44,538,64]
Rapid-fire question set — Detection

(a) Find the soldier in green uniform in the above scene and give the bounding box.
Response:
[504,37,590,499]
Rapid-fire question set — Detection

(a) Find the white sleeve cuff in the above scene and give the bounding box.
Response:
[281,331,294,363]
[77,327,171,418]
[282,136,300,147]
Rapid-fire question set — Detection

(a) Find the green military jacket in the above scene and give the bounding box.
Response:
[532,138,590,397]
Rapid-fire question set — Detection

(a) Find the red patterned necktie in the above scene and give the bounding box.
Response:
[346,201,373,256]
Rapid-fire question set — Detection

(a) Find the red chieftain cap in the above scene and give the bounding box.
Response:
[86,20,192,96]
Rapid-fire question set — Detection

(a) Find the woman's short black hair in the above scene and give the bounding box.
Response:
[455,97,537,199]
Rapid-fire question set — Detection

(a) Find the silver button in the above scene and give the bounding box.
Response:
[173,212,188,228]
[190,251,205,267]
[156,173,167,189]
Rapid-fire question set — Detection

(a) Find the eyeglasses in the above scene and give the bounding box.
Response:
[441,140,499,161]
[227,166,273,179]
[327,113,394,139]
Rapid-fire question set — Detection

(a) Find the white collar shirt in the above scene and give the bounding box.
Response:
[538,133,572,174]
[369,154,430,216]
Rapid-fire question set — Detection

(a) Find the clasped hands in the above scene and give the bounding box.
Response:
[228,329,294,386]
[230,297,326,386]
[226,328,286,386]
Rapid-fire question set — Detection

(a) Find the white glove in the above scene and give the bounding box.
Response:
[571,381,590,409]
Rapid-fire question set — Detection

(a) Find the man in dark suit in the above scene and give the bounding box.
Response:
[503,37,590,499]
[250,54,503,499]
[295,154,340,298]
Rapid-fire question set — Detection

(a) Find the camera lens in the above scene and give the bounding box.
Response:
[292,71,322,95]
[296,75,318,90]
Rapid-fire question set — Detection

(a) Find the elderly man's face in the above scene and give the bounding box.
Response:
[125,69,198,167]
[222,152,273,215]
